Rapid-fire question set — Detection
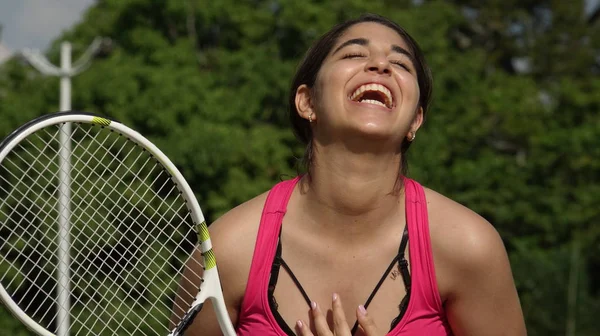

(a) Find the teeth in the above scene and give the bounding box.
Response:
[360,99,387,108]
[349,83,393,108]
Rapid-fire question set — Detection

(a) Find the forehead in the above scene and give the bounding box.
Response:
[333,22,410,52]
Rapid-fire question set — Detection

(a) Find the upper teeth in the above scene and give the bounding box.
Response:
[350,83,393,108]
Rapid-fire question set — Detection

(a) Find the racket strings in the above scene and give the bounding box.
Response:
[0,122,204,335]
[169,256,206,324]
[67,124,200,331]
[0,126,113,330]
[0,189,61,296]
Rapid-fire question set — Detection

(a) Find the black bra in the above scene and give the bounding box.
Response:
[267,224,411,335]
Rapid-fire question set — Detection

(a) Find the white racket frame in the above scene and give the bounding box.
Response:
[0,112,236,336]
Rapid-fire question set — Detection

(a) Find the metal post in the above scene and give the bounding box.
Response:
[19,38,107,336]
[56,41,73,336]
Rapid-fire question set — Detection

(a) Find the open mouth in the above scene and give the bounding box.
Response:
[349,83,393,109]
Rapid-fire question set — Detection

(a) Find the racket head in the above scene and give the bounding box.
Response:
[0,111,233,335]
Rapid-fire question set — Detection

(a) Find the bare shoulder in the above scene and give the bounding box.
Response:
[209,190,269,250]
[424,187,505,261]
[422,187,526,335]
[423,188,508,295]
[208,191,269,305]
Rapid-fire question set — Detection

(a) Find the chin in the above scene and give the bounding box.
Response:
[349,123,397,141]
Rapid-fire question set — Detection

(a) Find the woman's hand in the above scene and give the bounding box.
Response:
[295,293,383,336]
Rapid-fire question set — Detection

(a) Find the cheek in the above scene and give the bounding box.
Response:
[314,69,348,110]
[396,73,421,105]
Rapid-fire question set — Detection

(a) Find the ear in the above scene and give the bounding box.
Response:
[409,106,424,134]
[295,84,316,122]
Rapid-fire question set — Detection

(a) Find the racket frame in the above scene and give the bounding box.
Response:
[0,111,236,336]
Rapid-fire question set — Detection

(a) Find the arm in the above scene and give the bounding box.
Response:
[170,192,267,335]
[427,190,526,336]
[444,222,526,335]
[170,247,235,336]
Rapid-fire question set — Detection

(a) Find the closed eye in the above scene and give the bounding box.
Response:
[342,53,366,59]
[391,60,411,72]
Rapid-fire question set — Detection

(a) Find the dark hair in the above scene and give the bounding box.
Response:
[289,13,433,180]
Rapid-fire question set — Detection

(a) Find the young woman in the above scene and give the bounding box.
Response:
[175,13,527,336]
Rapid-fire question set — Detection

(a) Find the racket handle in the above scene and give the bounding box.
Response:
[169,303,204,336]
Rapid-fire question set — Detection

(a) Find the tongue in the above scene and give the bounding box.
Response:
[359,91,385,105]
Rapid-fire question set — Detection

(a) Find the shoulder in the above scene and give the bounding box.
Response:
[208,190,270,306]
[422,187,509,299]
[209,190,269,247]
[424,187,504,258]
[417,186,526,334]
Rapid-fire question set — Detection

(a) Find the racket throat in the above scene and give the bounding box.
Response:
[170,302,204,336]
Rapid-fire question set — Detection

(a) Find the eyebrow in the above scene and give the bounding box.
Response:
[332,37,417,66]
[332,38,369,54]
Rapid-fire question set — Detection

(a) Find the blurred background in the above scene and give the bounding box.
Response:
[0,0,599,335]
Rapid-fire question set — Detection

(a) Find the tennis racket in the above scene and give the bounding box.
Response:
[0,111,236,335]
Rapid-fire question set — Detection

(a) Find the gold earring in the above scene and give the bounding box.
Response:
[308,112,314,123]
[409,132,416,142]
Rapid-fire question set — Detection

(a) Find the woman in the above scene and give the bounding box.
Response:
[176,13,527,336]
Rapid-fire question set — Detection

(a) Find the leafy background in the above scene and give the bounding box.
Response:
[0,0,599,335]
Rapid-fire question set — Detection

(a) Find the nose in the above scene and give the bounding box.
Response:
[365,54,391,75]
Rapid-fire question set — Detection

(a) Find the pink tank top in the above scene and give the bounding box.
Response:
[236,177,453,335]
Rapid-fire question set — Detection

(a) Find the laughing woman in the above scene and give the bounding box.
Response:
[175,13,527,336]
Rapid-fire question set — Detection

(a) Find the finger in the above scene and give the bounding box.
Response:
[332,293,351,335]
[296,319,314,336]
[311,301,332,336]
[356,305,381,336]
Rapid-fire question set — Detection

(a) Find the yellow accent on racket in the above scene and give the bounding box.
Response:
[91,117,111,126]
[203,249,216,269]
[197,221,210,243]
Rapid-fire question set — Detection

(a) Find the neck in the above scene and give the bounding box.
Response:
[298,142,405,240]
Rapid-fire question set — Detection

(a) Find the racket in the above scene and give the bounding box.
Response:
[0,111,236,335]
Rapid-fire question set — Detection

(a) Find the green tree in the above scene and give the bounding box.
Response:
[0,0,598,335]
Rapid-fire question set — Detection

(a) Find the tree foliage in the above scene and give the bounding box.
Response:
[0,0,598,334]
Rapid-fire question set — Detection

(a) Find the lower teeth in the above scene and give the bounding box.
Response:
[360,99,386,107]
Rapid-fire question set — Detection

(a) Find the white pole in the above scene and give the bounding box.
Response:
[60,42,72,111]
[19,38,107,336]
[56,41,73,336]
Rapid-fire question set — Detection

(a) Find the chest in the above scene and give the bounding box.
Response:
[270,226,410,335]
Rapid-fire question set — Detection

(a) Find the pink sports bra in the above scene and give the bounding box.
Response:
[236,177,453,335]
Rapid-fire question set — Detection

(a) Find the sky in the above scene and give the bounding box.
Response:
[0,0,96,52]
[0,0,599,54]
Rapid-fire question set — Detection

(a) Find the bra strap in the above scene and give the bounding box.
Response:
[350,224,410,335]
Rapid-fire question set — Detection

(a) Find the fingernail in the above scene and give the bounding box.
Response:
[296,320,303,328]
[311,301,317,310]
[332,293,338,301]
[358,305,367,316]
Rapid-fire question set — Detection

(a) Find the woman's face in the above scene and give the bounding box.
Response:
[304,22,422,145]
